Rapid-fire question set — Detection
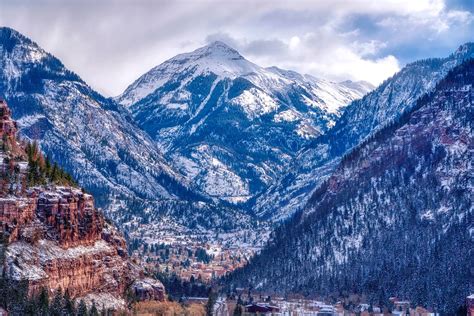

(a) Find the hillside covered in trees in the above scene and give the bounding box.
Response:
[225,59,474,314]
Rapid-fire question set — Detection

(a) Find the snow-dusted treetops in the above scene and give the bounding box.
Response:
[225,58,474,314]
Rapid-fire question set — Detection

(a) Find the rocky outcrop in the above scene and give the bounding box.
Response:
[132,278,166,302]
[1,187,104,246]
[35,187,104,248]
[0,197,36,243]
[2,186,165,309]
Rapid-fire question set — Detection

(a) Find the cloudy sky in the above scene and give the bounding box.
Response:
[0,0,473,96]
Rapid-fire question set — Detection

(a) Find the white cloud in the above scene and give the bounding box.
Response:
[376,0,473,33]
[306,50,400,85]
[206,29,399,86]
[0,0,471,95]
[289,36,301,50]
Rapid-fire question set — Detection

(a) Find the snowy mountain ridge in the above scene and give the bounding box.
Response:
[0,27,180,201]
[117,41,261,107]
[117,41,373,203]
[227,58,474,314]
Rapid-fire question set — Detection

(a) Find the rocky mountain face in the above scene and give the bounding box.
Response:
[0,99,165,312]
[0,27,195,208]
[117,41,372,203]
[226,59,474,313]
[254,42,474,221]
[0,27,256,238]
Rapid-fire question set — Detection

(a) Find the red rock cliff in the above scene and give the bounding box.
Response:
[2,187,165,309]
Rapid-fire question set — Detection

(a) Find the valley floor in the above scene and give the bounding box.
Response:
[126,216,271,282]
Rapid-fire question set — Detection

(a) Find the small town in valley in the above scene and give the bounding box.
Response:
[205,293,473,315]
[134,241,250,282]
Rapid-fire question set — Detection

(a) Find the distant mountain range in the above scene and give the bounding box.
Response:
[117,40,372,203]
[226,58,474,314]
[0,27,187,203]
[0,28,371,230]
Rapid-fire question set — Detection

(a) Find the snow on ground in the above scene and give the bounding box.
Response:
[273,109,299,123]
[171,144,251,201]
[296,121,320,139]
[79,292,126,311]
[5,240,114,281]
[230,88,279,119]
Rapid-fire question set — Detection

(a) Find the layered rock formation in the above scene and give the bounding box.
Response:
[0,99,165,310]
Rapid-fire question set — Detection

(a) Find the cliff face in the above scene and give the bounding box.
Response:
[0,100,165,310]
[35,188,104,248]
[3,188,166,308]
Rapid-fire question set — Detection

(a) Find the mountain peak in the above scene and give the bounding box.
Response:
[191,40,244,60]
[116,39,259,105]
[0,26,34,47]
[206,40,235,50]
[454,42,474,58]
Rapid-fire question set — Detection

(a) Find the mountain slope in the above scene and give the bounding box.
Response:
[117,41,372,203]
[254,42,474,220]
[0,27,257,252]
[226,59,474,313]
[0,27,194,205]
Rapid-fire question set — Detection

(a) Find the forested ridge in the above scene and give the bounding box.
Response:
[225,59,474,314]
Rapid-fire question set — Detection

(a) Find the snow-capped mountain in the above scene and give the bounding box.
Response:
[117,41,372,202]
[254,42,474,220]
[227,59,474,314]
[0,27,251,233]
[0,27,190,204]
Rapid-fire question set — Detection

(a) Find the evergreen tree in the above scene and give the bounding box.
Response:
[50,163,59,183]
[37,286,50,315]
[233,304,243,316]
[206,290,217,316]
[50,288,64,316]
[89,301,99,316]
[64,289,75,316]
[77,299,88,316]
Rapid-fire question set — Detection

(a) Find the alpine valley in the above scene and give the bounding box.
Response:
[0,24,472,315]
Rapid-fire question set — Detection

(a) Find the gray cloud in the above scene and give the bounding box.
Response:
[0,0,472,96]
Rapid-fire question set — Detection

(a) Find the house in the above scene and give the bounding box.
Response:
[0,307,7,316]
[392,300,411,313]
[317,306,335,316]
[245,303,280,314]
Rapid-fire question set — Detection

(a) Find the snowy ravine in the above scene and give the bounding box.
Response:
[116,41,372,203]
[226,59,474,314]
[253,42,474,221]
